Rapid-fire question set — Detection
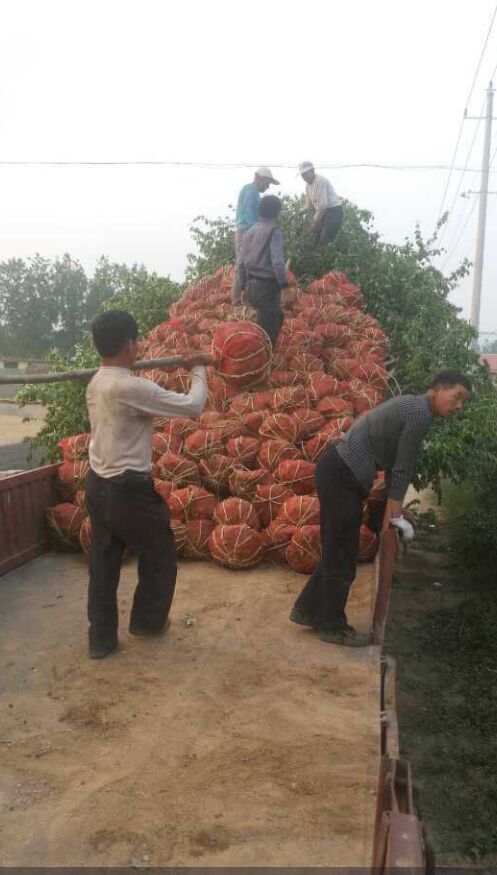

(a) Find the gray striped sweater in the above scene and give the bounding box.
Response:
[335,394,433,501]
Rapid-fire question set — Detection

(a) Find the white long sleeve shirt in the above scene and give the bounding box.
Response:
[306,174,341,220]
[86,365,208,478]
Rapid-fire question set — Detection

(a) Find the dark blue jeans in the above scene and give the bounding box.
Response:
[294,445,367,631]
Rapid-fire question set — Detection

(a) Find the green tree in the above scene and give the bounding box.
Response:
[51,254,88,353]
[18,265,182,458]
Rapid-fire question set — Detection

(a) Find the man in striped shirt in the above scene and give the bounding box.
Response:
[290,371,472,647]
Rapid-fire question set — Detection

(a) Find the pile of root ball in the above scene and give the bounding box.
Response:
[47,266,389,573]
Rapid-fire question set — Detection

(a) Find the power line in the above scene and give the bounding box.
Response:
[441,197,478,269]
[438,97,486,244]
[437,2,497,224]
[0,159,497,171]
[465,3,497,107]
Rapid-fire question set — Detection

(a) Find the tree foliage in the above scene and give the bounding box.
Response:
[0,254,181,358]
[17,265,182,458]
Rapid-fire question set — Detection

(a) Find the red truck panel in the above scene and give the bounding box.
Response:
[0,464,59,577]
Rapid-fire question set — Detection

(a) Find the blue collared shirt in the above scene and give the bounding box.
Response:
[235,183,260,230]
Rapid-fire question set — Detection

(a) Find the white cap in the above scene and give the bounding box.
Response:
[255,166,279,185]
[298,161,314,175]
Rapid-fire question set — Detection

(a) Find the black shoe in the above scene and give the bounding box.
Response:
[319,626,372,647]
[89,638,118,660]
[289,607,315,628]
[129,617,171,637]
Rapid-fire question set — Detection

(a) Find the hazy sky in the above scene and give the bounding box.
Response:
[1,0,496,333]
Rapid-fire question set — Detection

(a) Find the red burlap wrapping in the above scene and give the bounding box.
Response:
[153,479,173,503]
[321,416,355,436]
[259,413,299,444]
[163,418,198,439]
[209,419,248,441]
[277,495,320,527]
[317,396,355,419]
[265,521,297,563]
[183,519,216,559]
[358,524,379,561]
[286,525,322,573]
[208,524,266,568]
[229,391,272,417]
[268,370,301,387]
[170,518,187,554]
[213,497,261,530]
[199,454,235,493]
[200,411,226,427]
[353,361,388,390]
[79,516,92,555]
[47,502,87,547]
[268,386,309,412]
[226,436,260,465]
[58,433,90,461]
[152,432,182,461]
[156,452,200,486]
[168,486,217,521]
[252,483,294,527]
[257,439,300,471]
[286,352,323,374]
[75,489,87,509]
[212,321,272,389]
[243,411,266,436]
[228,467,268,500]
[290,407,326,440]
[307,373,343,402]
[303,432,335,462]
[274,460,316,495]
[58,460,90,495]
[184,429,224,460]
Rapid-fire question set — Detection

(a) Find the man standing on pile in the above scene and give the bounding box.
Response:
[290,371,472,647]
[231,166,280,304]
[85,310,211,659]
[299,161,344,247]
[237,194,289,348]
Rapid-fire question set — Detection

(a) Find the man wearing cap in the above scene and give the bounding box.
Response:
[299,161,343,247]
[231,167,279,304]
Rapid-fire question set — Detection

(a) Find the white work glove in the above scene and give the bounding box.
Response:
[389,516,415,542]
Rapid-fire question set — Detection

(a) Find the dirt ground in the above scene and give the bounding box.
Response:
[0,402,45,446]
[0,554,380,867]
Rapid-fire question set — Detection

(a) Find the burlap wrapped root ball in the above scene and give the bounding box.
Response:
[286,525,322,573]
[209,524,266,569]
[168,486,217,522]
[156,452,200,487]
[47,503,87,548]
[213,497,261,530]
[274,460,316,495]
[183,519,216,559]
[212,320,272,390]
[58,433,90,461]
[265,521,297,563]
[252,483,295,527]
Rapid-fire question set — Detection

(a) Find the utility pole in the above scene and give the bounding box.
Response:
[470,81,495,343]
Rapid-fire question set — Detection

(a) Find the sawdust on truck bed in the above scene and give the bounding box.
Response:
[0,554,380,867]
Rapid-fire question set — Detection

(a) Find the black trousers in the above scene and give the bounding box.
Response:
[86,469,177,646]
[294,445,367,632]
[318,205,344,247]
[248,277,284,347]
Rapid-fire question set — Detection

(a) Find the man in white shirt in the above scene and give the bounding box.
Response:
[298,161,344,247]
[85,310,210,658]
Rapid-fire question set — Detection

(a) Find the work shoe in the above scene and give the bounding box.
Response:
[289,607,315,628]
[319,626,372,647]
[89,638,118,660]
[129,617,171,637]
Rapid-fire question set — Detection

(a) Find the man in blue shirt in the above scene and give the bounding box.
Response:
[231,166,279,304]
